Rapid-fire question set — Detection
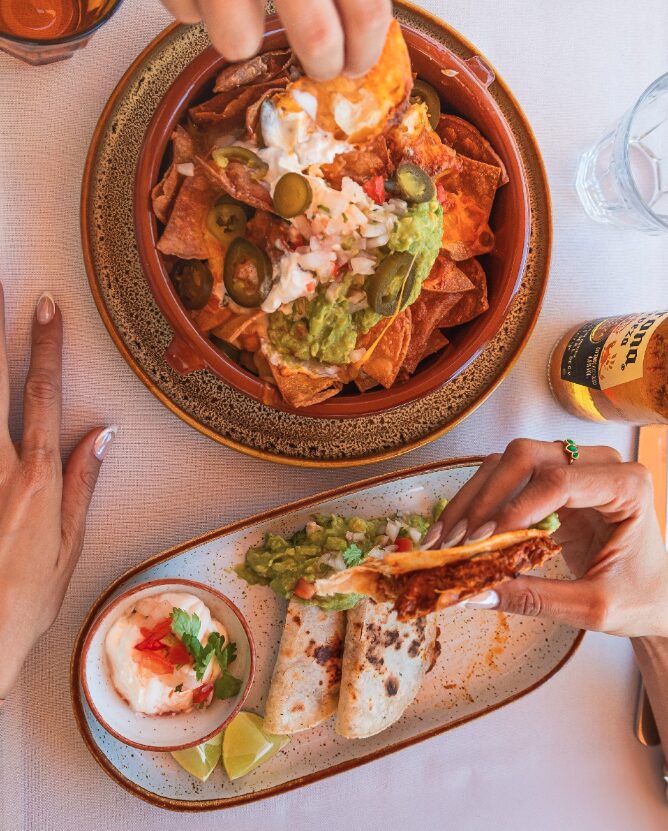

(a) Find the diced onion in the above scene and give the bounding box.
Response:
[176,162,194,176]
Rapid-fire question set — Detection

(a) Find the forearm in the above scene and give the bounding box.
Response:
[632,636,668,756]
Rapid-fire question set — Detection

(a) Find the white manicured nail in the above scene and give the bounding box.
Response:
[465,521,496,544]
[460,590,500,610]
[94,425,118,460]
[440,519,468,549]
[36,292,55,325]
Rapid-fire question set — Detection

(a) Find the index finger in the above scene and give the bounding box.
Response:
[335,0,391,76]
[22,293,62,456]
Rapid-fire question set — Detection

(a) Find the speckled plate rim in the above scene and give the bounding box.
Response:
[70,457,583,812]
[81,2,552,468]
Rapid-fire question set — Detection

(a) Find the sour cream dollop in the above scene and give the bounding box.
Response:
[105,592,227,716]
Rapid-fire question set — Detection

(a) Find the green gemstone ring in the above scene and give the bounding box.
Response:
[563,438,580,464]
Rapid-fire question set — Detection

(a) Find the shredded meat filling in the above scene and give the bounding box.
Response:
[392,537,561,620]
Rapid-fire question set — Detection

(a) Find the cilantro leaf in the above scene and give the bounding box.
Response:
[342,543,364,567]
[214,672,242,700]
[170,608,201,640]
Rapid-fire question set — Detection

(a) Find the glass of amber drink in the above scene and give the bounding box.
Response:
[576,73,668,233]
[0,0,123,65]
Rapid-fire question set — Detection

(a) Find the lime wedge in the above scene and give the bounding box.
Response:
[223,712,290,781]
[171,731,223,782]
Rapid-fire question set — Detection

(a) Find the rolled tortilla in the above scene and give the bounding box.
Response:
[335,598,439,739]
[263,599,345,734]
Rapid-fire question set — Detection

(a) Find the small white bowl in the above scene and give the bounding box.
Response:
[80,578,255,751]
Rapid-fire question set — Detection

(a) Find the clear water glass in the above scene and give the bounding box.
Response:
[576,73,668,233]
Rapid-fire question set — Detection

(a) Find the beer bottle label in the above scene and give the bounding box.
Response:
[560,312,668,390]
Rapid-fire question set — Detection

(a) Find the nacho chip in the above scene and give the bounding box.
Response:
[423,251,474,293]
[156,166,219,260]
[421,329,449,360]
[402,289,463,374]
[320,135,392,190]
[245,210,304,262]
[198,156,274,213]
[437,115,508,185]
[210,309,266,345]
[264,350,344,408]
[151,126,196,224]
[213,49,294,93]
[277,19,412,143]
[354,370,379,393]
[437,154,500,260]
[190,79,288,129]
[387,102,457,176]
[355,311,412,389]
[438,258,489,328]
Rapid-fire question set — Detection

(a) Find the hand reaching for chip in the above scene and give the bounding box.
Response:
[160,0,393,80]
[0,286,116,701]
[435,438,668,639]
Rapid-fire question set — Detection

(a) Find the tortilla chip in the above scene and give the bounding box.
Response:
[438,258,489,328]
[277,19,412,143]
[210,309,266,344]
[423,251,474,293]
[320,135,392,190]
[190,78,288,128]
[198,156,274,213]
[156,166,218,260]
[437,115,509,185]
[437,155,500,260]
[263,350,343,408]
[245,210,305,262]
[387,102,457,176]
[213,49,294,93]
[402,289,463,374]
[354,371,379,393]
[421,329,449,360]
[355,311,412,389]
[151,126,196,224]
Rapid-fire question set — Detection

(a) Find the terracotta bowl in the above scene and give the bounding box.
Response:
[135,17,531,418]
[80,578,255,752]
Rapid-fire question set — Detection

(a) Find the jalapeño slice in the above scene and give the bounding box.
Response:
[365,252,417,317]
[410,79,441,129]
[212,146,269,180]
[224,238,272,307]
[394,162,436,204]
[172,260,213,310]
[207,200,247,245]
[272,172,313,218]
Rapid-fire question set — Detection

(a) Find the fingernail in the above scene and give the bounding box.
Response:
[36,292,55,325]
[420,521,443,550]
[94,425,118,460]
[465,521,496,544]
[460,590,500,610]
[440,519,468,549]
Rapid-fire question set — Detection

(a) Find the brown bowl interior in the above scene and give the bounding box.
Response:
[135,17,530,419]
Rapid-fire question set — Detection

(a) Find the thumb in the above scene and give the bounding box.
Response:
[60,425,117,572]
[464,575,604,631]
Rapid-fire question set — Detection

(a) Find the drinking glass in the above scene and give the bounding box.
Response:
[576,73,668,233]
[0,0,124,65]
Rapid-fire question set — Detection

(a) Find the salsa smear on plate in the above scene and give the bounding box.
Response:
[105,592,241,715]
[152,20,507,407]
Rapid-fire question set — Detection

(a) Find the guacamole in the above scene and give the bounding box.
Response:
[235,505,441,611]
[267,198,443,364]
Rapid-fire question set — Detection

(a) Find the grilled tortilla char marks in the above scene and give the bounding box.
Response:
[393,536,561,620]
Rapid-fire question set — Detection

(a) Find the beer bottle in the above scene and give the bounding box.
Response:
[549,311,668,424]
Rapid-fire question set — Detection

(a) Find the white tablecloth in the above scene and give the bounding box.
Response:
[1,1,667,828]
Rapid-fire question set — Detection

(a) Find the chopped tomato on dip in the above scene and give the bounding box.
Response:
[104,592,227,716]
[363,175,387,205]
[395,536,414,552]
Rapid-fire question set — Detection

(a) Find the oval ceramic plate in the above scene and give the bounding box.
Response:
[81,1,552,467]
[71,459,582,811]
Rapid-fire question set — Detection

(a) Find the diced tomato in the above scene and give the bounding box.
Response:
[363,175,386,205]
[192,683,214,704]
[395,536,413,552]
[136,651,174,676]
[293,578,316,600]
[166,642,192,667]
[436,182,447,205]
